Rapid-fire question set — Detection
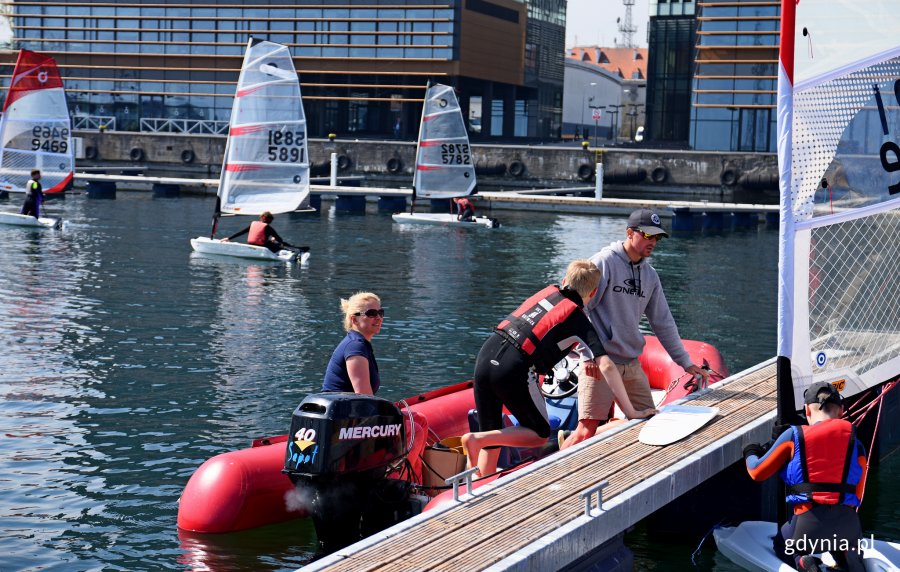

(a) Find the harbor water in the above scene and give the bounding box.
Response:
[0,189,896,571]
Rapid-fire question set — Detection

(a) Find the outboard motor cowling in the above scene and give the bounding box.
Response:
[283,393,407,555]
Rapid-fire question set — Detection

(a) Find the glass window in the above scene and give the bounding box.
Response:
[377,47,403,58]
[193,19,215,31]
[297,46,322,57]
[270,34,294,45]
[116,7,139,17]
[433,48,452,60]
[351,21,376,32]
[352,35,376,45]
[323,46,349,57]
[118,31,139,42]
[405,48,432,58]
[350,47,376,58]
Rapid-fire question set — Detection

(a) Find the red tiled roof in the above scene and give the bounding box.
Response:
[568,46,647,80]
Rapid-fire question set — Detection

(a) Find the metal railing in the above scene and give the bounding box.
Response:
[140,117,229,135]
[73,116,116,131]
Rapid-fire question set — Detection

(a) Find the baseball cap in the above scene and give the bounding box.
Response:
[627,209,669,238]
[803,381,842,406]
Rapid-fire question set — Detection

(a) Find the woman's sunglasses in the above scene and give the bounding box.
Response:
[354,308,385,318]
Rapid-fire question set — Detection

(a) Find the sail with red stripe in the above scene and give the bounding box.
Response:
[218,38,310,215]
[0,49,73,194]
[413,83,476,199]
[776,0,900,410]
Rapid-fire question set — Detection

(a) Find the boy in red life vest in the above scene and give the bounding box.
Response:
[221,211,307,254]
[743,381,868,571]
[461,260,653,478]
[453,196,475,221]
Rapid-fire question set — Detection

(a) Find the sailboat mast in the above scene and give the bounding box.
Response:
[410,80,431,215]
[775,0,797,427]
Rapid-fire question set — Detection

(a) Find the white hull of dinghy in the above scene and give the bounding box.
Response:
[0,212,61,228]
[190,237,310,264]
[714,521,900,572]
[392,212,498,228]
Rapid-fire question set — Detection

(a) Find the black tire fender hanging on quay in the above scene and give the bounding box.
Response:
[577,164,594,181]
[386,157,402,173]
[651,166,668,184]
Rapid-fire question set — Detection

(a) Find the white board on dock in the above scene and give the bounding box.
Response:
[638,404,719,446]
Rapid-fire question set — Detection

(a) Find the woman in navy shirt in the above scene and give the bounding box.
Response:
[322,292,384,394]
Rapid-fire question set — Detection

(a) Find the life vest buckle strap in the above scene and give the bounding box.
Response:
[787,482,857,495]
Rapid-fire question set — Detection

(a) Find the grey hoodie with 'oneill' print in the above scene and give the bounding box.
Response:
[583,241,692,368]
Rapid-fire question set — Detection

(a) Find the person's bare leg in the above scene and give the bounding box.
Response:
[462,427,545,476]
[594,418,626,434]
[562,419,600,450]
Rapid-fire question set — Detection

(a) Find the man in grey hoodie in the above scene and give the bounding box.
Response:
[562,208,709,449]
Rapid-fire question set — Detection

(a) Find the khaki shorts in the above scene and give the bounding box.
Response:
[577,358,655,421]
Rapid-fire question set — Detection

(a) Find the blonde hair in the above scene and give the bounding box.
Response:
[564,259,601,298]
[341,291,381,332]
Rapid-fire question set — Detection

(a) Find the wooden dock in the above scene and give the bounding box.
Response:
[303,360,777,572]
[72,172,777,220]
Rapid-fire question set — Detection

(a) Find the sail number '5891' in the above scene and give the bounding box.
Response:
[267,130,305,163]
[441,143,470,165]
[31,125,69,153]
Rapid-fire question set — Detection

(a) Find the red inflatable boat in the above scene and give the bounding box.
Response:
[177,336,728,534]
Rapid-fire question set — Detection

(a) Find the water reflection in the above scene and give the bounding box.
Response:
[1,191,888,572]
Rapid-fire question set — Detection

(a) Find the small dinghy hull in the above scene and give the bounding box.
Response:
[714,521,900,572]
[0,211,61,228]
[190,236,309,264]
[392,212,498,229]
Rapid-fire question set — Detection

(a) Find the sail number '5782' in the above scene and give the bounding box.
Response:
[267,130,305,162]
[31,125,69,153]
[441,143,470,165]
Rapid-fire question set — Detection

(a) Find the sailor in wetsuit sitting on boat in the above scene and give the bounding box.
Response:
[221,211,308,254]
[461,259,656,478]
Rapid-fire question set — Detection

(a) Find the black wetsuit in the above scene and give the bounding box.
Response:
[20,178,43,218]
[473,287,606,438]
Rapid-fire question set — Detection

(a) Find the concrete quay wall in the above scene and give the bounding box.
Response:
[75,131,779,201]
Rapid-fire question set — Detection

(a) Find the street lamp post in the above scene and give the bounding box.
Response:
[588,103,604,147]
[580,82,597,140]
[607,104,624,143]
[627,104,644,140]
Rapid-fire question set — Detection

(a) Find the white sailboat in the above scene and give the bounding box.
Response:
[715,1,900,569]
[392,83,498,228]
[190,38,312,263]
[0,49,71,229]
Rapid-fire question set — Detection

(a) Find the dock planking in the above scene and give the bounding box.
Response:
[305,361,777,571]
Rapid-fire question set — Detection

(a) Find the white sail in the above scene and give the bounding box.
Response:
[413,83,476,199]
[0,49,73,195]
[777,0,900,408]
[218,38,310,215]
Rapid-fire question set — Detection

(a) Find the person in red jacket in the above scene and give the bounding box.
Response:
[221,211,307,254]
[453,196,475,221]
[742,381,868,571]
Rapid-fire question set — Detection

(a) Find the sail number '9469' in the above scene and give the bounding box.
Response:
[441,143,470,165]
[267,130,305,163]
[31,125,69,153]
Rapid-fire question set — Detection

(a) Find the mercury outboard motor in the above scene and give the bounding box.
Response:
[283,393,407,554]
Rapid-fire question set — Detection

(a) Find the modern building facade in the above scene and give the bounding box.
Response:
[689,0,779,152]
[1,0,565,140]
[563,46,647,143]
[645,0,696,146]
